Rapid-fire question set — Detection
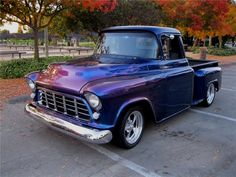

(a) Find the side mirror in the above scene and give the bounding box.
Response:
[162,34,175,40]
[169,34,175,40]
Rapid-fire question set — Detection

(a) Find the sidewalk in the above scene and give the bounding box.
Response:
[186,52,236,65]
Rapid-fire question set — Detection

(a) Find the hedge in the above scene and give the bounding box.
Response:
[189,46,236,56]
[0,56,73,79]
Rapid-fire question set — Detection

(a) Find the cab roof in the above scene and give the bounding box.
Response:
[101,26,181,35]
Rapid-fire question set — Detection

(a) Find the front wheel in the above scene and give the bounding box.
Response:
[113,107,144,149]
[202,83,216,107]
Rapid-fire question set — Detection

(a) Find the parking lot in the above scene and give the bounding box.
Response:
[1,63,236,177]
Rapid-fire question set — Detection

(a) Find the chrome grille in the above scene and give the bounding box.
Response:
[38,89,90,121]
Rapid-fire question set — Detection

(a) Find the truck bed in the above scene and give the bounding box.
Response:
[188,59,219,70]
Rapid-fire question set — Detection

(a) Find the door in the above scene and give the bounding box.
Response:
[161,35,194,118]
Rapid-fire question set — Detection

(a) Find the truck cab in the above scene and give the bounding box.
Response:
[25,26,222,148]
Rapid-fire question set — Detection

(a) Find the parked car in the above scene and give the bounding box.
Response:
[25,26,222,148]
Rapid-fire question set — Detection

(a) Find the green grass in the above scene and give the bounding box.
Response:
[79,41,96,48]
[0,56,73,79]
[7,38,34,45]
[189,46,236,56]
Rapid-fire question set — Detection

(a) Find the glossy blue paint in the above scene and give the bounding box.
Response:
[193,67,222,104]
[25,71,40,102]
[25,71,40,82]
[102,26,181,35]
[25,26,222,132]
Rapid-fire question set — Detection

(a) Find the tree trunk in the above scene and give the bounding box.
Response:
[193,38,198,47]
[203,38,206,47]
[33,29,40,61]
[209,36,212,47]
[89,32,97,44]
[219,35,223,49]
[44,27,49,58]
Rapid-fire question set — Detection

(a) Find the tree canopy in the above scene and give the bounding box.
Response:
[50,0,235,47]
[157,0,235,47]
[1,0,236,59]
[0,0,117,60]
[51,0,161,41]
[0,0,68,60]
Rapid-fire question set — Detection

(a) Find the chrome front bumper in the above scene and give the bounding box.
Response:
[25,103,112,144]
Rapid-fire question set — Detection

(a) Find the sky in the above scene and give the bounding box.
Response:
[0,22,19,33]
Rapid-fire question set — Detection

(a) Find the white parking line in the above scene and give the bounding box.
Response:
[223,75,236,79]
[84,143,163,177]
[222,69,236,72]
[221,88,236,92]
[190,109,236,123]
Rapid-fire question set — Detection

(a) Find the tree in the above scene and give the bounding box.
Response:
[0,29,10,34]
[228,1,236,33]
[0,0,67,61]
[49,0,117,41]
[49,15,72,39]
[17,24,24,34]
[157,0,232,48]
[81,0,117,12]
[55,0,161,41]
[225,2,236,46]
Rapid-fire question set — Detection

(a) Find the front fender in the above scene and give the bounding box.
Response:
[25,71,41,82]
[80,74,156,127]
[79,74,148,97]
[114,97,156,126]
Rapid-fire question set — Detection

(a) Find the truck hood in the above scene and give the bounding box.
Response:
[36,56,149,94]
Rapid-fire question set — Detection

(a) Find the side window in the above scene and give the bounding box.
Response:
[162,35,185,60]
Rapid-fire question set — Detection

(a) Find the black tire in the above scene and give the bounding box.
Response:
[202,83,216,107]
[113,106,145,149]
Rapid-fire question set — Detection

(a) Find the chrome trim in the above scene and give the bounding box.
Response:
[52,93,57,110]
[44,91,49,108]
[38,88,91,121]
[207,83,215,104]
[124,110,143,144]
[62,96,67,114]
[25,103,112,144]
[74,98,79,118]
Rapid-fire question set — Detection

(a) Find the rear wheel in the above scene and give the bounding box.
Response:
[113,107,144,149]
[202,83,216,107]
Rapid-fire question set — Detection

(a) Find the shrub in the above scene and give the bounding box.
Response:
[189,46,236,56]
[207,47,236,56]
[188,47,200,54]
[7,38,34,45]
[0,56,73,79]
[79,42,96,48]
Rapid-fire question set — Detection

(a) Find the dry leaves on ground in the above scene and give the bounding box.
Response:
[0,78,30,110]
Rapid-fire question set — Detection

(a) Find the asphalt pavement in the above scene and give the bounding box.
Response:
[1,64,236,177]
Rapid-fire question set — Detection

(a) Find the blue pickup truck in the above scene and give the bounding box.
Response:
[25,26,222,148]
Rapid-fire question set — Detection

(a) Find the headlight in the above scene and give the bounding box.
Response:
[84,92,102,111]
[26,79,36,91]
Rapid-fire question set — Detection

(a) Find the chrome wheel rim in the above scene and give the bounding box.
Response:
[124,110,143,144]
[207,84,215,104]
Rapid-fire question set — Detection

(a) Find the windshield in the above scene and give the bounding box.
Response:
[95,32,158,59]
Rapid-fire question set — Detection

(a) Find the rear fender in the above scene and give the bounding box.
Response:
[193,67,221,102]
